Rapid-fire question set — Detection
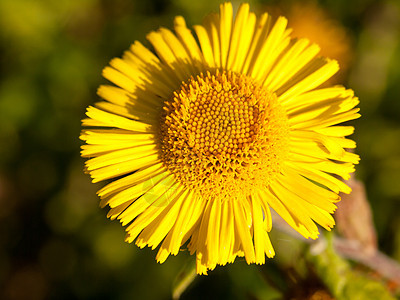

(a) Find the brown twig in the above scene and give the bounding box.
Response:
[334,237,400,286]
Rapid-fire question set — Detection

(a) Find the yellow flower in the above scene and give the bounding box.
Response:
[80,2,360,274]
[286,2,353,82]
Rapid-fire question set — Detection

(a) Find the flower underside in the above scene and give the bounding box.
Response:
[160,70,289,201]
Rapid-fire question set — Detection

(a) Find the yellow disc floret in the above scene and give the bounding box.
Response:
[160,70,289,201]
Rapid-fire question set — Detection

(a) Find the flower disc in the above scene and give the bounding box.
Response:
[160,70,289,201]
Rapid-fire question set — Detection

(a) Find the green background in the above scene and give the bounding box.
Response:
[1,0,399,299]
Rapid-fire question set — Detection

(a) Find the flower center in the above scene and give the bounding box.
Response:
[159,70,289,201]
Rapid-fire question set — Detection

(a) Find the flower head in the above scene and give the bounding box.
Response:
[81,2,360,274]
[286,1,353,81]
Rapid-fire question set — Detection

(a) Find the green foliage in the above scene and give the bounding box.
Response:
[307,237,395,300]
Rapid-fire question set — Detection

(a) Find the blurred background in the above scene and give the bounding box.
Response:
[0,0,399,299]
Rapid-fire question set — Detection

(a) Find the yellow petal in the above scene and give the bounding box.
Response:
[233,200,256,264]
[84,106,155,133]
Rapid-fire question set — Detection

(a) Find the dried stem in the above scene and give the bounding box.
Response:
[272,209,400,288]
